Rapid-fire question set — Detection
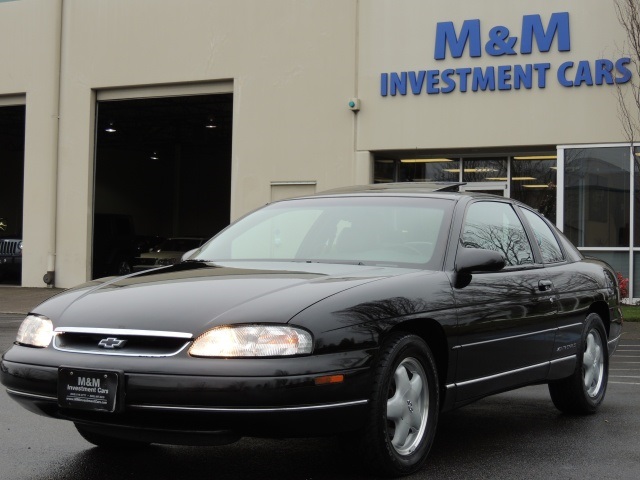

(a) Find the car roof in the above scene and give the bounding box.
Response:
[317,182,465,195]
[274,183,536,209]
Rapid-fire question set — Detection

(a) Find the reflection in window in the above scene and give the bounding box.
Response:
[374,158,461,183]
[521,208,564,263]
[510,156,557,222]
[397,158,459,183]
[462,202,533,266]
[564,147,630,247]
[462,157,507,183]
[373,159,396,183]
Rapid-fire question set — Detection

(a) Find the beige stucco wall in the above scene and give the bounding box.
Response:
[2,0,359,287]
[0,0,62,288]
[0,0,636,287]
[356,0,631,150]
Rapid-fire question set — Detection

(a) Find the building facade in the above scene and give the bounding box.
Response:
[0,0,638,297]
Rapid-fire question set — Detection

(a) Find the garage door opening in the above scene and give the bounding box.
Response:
[0,104,25,285]
[93,94,232,278]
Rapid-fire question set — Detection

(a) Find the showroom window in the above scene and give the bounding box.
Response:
[635,146,640,249]
[374,146,639,298]
[382,158,459,183]
[462,157,507,183]
[634,146,640,297]
[559,144,635,299]
[510,156,557,222]
[563,147,630,248]
[373,152,557,221]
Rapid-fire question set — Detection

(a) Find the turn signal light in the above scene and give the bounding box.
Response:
[314,374,344,386]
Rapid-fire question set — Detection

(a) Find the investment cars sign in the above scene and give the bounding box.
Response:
[380,12,632,96]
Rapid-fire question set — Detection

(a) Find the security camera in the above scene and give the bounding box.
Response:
[348,98,361,111]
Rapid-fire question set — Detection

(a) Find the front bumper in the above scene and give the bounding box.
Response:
[1,346,375,442]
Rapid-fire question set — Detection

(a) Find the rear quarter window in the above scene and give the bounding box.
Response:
[521,208,564,264]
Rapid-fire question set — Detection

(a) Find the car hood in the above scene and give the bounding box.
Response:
[35,261,420,336]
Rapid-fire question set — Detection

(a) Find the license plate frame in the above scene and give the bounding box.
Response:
[58,367,123,413]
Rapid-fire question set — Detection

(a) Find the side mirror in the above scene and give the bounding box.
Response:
[181,248,198,262]
[455,247,505,274]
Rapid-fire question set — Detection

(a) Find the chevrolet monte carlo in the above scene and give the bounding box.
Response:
[1,184,623,476]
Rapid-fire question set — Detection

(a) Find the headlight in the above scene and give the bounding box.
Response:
[189,325,313,357]
[16,315,53,348]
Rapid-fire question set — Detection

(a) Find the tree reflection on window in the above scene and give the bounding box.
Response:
[521,208,564,263]
[462,202,533,267]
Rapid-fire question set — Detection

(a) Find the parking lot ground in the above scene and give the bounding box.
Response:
[0,286,64,314]
[610,322,640,387]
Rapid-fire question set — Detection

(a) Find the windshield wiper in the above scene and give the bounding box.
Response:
[298,259,366,266]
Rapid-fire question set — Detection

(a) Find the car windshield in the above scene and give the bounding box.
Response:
[193,196,453,268]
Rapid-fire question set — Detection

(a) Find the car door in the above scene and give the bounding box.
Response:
[452,200,559,402]
[519,206,591,379]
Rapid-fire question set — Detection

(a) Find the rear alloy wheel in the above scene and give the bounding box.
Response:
[548,313,609,414]
[75,424,150,449]
[359,333,439,477]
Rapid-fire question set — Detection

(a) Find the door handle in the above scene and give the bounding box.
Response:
[538,279,553,292]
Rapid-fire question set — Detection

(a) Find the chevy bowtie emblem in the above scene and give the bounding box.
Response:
[98,337,127,349]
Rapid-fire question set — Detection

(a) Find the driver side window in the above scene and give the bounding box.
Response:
[462,202,534,267]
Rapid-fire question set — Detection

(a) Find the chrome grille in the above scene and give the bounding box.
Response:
[0,239,20,255]
[53,328,192,357]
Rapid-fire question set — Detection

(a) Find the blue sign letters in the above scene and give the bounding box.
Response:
[381,12,631,97]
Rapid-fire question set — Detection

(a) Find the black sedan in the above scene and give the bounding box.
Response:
[1,184,623,477]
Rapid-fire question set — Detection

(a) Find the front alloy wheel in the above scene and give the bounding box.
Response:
[359,333,439,477]
[386,357,430,455]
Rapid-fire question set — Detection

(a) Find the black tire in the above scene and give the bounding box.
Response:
[359,333,439,477]
[548,313,609,414]
[75,423,150,449]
